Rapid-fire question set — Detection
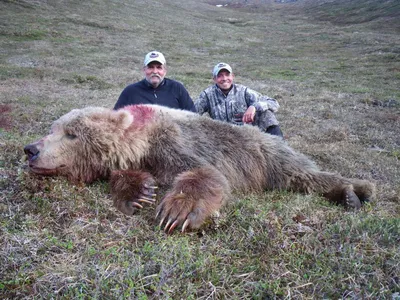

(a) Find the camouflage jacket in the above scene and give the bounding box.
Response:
[195,83,280,127]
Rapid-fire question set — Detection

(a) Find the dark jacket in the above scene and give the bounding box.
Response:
[114,78,196,112]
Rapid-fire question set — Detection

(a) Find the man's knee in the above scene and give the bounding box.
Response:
[254,111,282,137]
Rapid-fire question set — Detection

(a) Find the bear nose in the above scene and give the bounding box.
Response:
[24,144,39,161]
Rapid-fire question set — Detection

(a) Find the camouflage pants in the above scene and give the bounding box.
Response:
[253,110,283,137]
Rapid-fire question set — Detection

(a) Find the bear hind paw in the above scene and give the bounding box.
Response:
[343,187,362,210]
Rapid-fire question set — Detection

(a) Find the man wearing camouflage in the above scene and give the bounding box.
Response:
[195,62,283,137]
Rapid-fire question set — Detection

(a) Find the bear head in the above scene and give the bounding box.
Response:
[24,107,137,183]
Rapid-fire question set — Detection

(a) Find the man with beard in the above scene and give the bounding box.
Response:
[195,62,283,137]
[114,51,196,112]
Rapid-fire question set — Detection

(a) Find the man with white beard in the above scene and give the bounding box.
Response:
[114,51,196,112]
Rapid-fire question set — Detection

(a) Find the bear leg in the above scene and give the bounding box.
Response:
[287,170,374,209]
[110,170,157,215]
[156,166,231,233]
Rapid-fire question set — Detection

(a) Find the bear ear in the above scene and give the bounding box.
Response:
[113,110,133,130]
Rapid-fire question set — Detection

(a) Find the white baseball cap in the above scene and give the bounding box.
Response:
[212,62,233,77]
[144,51,166,66]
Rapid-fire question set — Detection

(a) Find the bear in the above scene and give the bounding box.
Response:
[24,104,375,233]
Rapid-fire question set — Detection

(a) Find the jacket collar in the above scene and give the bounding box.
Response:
[143,78,166,89]
[215,83,234,97]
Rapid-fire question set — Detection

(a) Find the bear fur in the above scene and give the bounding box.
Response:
[24,105,375,233]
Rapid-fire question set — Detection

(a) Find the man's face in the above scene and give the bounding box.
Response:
[143,62,167,88]
[213,69,234,90]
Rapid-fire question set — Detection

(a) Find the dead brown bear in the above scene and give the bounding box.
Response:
[24,105,375,233]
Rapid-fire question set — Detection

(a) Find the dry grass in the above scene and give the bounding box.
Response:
[1,0,399,298]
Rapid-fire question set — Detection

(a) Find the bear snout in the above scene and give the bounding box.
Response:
[24,144,39,161]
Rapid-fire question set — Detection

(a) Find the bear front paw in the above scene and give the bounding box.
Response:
[125,181,158,211]
[156,192,208,234]
[155,167,229,233]
[110,170,158,215]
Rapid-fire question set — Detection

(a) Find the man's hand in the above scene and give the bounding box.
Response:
[242,106,256,124]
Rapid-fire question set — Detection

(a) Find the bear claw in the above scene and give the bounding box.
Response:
[144,184,158,190]
[164,218,173,231]
[168,220,179,234]
[138,197,156,204]
[163,219,185,234]
[181,220,190,233]
[157,215,189,234]
[133,202,143,209]
[159,217,166,228]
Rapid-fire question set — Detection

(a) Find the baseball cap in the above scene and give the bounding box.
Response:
[144,51,166,66]
[212,62,233,77]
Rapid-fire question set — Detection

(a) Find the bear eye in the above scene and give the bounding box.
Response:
[65,133,77,140]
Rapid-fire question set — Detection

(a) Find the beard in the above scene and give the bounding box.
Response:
[151,74,161,80]
[147,74,164,87]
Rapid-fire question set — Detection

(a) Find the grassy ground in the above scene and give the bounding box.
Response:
[1,0,399,298]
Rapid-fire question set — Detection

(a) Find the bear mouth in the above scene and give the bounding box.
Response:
[29,165,66,176]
